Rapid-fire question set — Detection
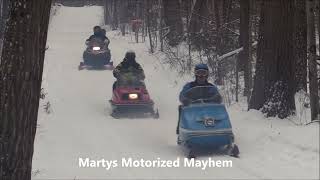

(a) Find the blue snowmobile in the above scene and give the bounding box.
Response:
[177,86,239,158]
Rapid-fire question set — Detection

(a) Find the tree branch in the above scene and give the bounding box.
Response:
[217,41,258,61]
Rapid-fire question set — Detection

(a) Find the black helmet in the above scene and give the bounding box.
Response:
[93,26,101,34]
[125,50,136,60]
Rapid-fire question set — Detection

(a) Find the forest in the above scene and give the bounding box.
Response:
[0,0,319,179]
[100,0,320,120]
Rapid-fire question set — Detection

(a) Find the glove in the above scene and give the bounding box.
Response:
[212,94,222,104]
[182,98,191,106]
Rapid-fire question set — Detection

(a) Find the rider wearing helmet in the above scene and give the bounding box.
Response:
[177,63,222,134]
[100,28,110,46]
[86,26,109,43]
[112,50,145,90]
[86,26,102,42]
[179,63,222,105]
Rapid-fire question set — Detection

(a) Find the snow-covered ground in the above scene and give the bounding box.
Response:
[32,5,319,179]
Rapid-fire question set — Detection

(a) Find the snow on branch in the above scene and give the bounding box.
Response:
[217,41,258,61]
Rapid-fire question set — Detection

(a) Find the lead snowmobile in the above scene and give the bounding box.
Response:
[177,86,239,158]
[79,37,113,70]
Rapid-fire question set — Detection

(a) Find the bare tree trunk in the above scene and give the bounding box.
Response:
[249,0,296,119]
[235,55,239,102]
[162,0,183,46]
[212,0,234,86]
[189,0,205,35]
[294,0,307,92]
[222,0,233,24]
[119,0,128,36]
[318,0,320,55]
[214,0,223,85]
[0,0,9,56]
[318,0,320,112]
[186,0,192,72]
[0,0,52,179]
[141,0,146,42]
[307,0,320,121]
[159,0,163,51]
[104,0,113,25]
[240,0,252,101]
[112,0,118,30]
[146,0,154,53]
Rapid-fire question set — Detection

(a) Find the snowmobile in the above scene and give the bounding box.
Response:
[79,38,113,70]
[177,86,239,158]
[109,74,159,119]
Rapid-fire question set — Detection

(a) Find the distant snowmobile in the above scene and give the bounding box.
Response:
[79,37,113,70]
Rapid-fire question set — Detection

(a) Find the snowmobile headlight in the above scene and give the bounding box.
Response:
[92,46,100,51]
[129,93,138,100]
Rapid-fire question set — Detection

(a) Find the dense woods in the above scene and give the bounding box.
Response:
[0,0,319,179]
[102,0,320,120]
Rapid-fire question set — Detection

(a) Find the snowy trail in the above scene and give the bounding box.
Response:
[33,5,319,179]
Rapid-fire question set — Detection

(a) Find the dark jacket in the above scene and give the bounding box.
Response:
[86,32,109,42]
[113,58,145,80]
[179,80,222,104]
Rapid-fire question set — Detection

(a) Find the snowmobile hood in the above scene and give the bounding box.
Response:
[180,103,232,131]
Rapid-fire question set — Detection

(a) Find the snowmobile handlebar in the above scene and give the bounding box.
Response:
[190,96,222,104]
[182,86,222,105]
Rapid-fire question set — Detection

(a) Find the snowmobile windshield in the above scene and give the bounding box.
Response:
[183,86,218,104]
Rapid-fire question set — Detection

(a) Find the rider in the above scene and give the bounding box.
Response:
[86,26,109,44]
[100,28,110,46]
[112,50,145,90]
[177,63,222,134]
[179,63,222,105]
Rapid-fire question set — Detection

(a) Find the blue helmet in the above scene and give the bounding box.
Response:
[194,63,209,71]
